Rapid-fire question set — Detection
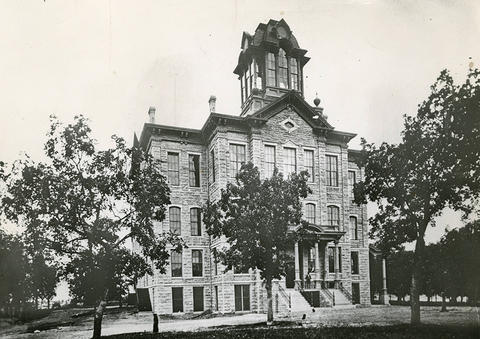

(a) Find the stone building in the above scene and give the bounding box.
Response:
[134,19,370,315]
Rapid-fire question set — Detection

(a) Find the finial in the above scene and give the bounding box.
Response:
[313,92,321,107]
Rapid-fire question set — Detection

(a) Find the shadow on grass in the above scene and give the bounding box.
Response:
[103,324,480,338]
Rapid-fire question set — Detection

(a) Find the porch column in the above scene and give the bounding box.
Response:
[380,258,388,304]
[314,242,321,288]
[334,244,340,288]
[294,241,301,290]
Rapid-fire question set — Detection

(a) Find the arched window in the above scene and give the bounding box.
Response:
[350,216,358,240]
[169,207,181,234]
[305,203,315,224]
[290,58,299,90]
[327,205,340,226]
[278,49,288,88]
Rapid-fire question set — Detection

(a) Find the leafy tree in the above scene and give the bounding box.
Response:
[355,69,480,324]
[420,244,443,302]
[203,163,310,324]
[0,115,184,338]
[440,221,480,304]
[0,230,29,317]
[386,250,412,301]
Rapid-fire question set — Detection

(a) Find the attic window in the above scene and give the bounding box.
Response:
[280,118,298,133]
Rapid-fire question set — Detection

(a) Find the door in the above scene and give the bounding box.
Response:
[352,283,360,304]
[286,261,295,288]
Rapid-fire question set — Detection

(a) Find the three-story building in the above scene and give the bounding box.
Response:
[134,19,370,315]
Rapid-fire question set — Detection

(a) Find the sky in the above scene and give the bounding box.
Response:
[0,1,478,298]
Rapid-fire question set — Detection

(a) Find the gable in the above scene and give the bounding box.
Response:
[248,91,333,130]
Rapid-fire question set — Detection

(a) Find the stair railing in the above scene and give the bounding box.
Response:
[338,282,353,302]
[277,283,291,311]
[322,288,335,306]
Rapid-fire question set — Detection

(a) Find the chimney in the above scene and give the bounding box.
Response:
[208,95,216,113]
[148,106,156,124]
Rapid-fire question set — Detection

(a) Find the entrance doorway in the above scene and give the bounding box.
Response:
[286,261,295,288]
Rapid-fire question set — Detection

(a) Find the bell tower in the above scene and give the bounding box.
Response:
[233,19,310,116]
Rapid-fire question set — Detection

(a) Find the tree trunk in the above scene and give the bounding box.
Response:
[410,235,425,325]
[153,313,159,333]
[441,292,447,312]
[265,278,273,325]
[93,289,109,339]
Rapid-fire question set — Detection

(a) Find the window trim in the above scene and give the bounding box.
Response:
[283,146,297,175]
[350,215,359,241]
[351,251,360,275]
[325,154,339,187]
[193,286,204,312]
[172,287,184,313]
[170,249,183,278]
[264,144,276,178]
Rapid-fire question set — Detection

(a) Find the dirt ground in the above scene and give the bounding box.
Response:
[0,306,478,338]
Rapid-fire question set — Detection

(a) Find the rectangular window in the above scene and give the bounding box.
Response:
[284,147,296,175]
[167,152,180,186]
[172,287,183,313]
[169,207,181,234]
[210,149,216,183]
[278,49,288,88]
[326,155,338,187]
[350,216,358,240]
[351,251,359,275]
[192,250,203,277]
[215,286,219,311]
[190,208,201,236]
[193,287,204,312]
[305,203,315,224]
[229,144,246,179]
[328,247,335,273]
[327,206,340,226]
[290,58,299,90]
[171,250,182,277]
[189,154,200,187]
[234,285,250,311]
[266,53,276,86]
[254,59,262,90]
[304,150,314,182]
[348,170,356,199]
[264,145,276,178]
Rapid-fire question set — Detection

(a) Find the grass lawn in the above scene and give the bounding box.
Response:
[0,306,478,338]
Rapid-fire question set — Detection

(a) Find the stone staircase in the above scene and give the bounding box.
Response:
[328,288,352,307]
[287,289,312,312]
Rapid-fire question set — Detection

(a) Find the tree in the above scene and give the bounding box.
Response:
[355,69,480,324]
[203,163,310,324]
[0,115,184,338]
[0,230,29,318]
[386,250,412,301]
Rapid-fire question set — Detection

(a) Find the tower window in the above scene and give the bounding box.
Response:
[290,58,299,90]
[278,49,288,88]
[266,53,276,86]
[254,60,262,90]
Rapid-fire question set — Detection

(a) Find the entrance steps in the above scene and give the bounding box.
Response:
[286,289,312,312]
[328,288,351,306]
